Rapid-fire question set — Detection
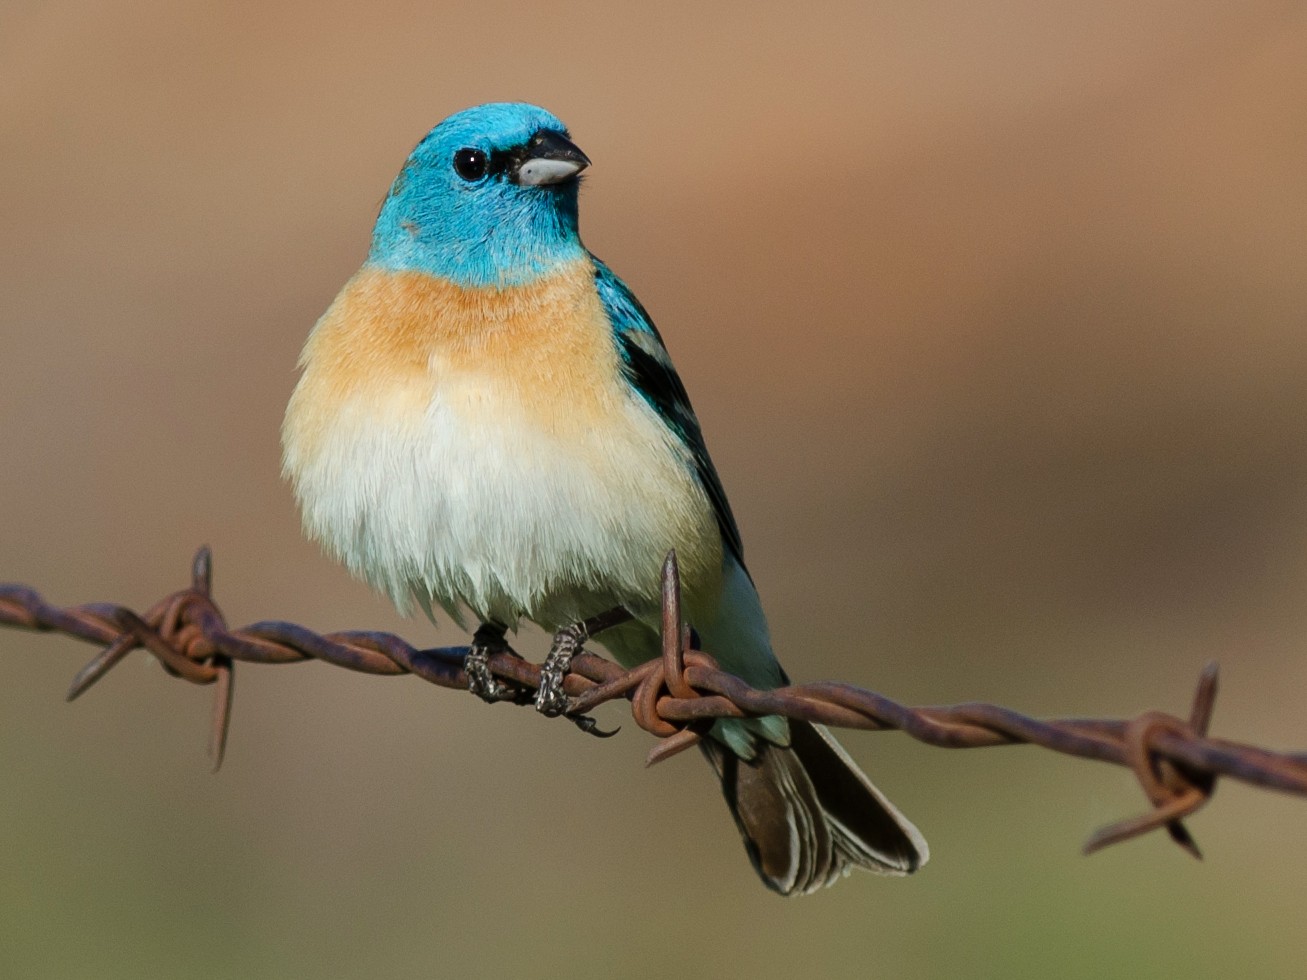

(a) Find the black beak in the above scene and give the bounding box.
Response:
[511,130,591,186]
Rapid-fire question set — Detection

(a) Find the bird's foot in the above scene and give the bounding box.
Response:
[535,622,587,718]
[465,622,519,703]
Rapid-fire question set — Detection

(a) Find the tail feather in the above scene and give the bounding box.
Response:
[700,721,927,895]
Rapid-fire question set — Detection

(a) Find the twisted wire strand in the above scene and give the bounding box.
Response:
[3,547,1305,856]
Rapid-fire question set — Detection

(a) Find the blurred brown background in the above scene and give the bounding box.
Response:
[3,2,1306,977]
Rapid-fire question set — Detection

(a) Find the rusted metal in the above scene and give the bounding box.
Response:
[4,546,1306,857]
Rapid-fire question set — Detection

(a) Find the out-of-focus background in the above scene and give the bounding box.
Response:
[3,2,1305,977]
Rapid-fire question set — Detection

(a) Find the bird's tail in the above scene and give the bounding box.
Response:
[699,720,928,895]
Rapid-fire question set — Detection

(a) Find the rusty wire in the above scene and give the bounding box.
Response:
[3,547,1306,858]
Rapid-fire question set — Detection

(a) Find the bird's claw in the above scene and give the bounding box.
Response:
[535,622,587,717]
[465,646,515,702]
[569,713,620,738]
[465,623,516,703]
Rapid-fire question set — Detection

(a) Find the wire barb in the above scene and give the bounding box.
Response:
[4,547,1307,857]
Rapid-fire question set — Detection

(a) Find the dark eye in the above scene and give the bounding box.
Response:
[453,148,488,181]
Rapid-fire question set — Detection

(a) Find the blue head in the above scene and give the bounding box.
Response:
[368,103,590,287]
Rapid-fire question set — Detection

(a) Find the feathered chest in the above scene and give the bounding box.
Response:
[281,261,722,626]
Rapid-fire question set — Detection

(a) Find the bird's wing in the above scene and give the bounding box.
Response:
[591,255,747,571]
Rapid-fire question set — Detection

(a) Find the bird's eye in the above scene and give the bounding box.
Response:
[453,148,488,181]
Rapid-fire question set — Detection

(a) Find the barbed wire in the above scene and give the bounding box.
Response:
[3,547,1305,858]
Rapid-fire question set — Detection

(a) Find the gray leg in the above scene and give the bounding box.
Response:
[465,622,515,702]
[535,622,587,717]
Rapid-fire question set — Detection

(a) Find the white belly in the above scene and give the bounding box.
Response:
[288,368,722,630]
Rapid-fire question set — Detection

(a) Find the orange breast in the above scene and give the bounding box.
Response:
[283,259,627,456]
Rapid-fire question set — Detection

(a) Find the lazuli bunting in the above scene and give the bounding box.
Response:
[282,103,927,894]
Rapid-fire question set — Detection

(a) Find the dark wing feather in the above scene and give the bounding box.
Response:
[591,255,746,570]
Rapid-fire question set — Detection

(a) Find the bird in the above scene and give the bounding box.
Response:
[281,102,927,894]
